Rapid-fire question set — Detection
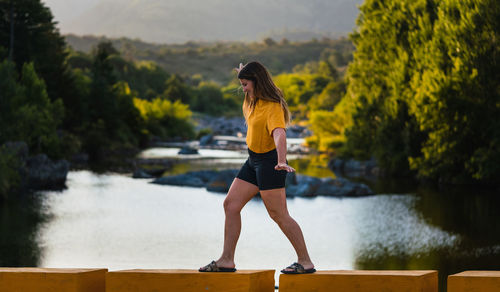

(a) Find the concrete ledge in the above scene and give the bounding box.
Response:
[279,270,438,292]
[106,269,275,292]
[0,268,107,292]
[448,271,500,292]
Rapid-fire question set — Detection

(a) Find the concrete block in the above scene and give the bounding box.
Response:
[0,267,107,292]
[448,270,500,292]
[279,270,438,292]
[106,269,275,292]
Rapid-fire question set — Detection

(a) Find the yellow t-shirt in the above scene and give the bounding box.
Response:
[243,98,286,153]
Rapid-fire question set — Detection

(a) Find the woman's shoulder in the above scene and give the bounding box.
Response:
[258,98,281,107]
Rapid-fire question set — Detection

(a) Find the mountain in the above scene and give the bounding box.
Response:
[64,34,355,84]
[43,0,363,43]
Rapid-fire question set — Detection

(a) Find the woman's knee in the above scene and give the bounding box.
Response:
[268,210,290,225]
[223,198,242,215]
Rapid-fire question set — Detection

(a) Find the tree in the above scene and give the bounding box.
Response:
[163,74,194,104]
[83,42,145,160]
[406,0,500,183]
[0,0,76,122]
[0,60,64,157]
[343,0,500,183]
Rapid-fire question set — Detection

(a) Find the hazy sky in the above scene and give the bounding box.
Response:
[43,0,100,25]
[42,0,363,43]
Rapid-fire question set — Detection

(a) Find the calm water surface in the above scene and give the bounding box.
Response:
[1,149,499,291]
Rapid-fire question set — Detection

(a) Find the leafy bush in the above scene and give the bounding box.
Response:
[133,97,195,140]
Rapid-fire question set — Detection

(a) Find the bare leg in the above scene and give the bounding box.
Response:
[200,178,259,269]
[260,187,314,271]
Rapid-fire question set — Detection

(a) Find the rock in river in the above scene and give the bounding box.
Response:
[152,170,218,188]
[26,154,70,190]
[206,169,239,193]
[152,168,373,197]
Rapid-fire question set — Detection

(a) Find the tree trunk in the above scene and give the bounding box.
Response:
[8,1,14,61]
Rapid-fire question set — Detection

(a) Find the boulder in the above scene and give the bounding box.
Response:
[328,157,380,178]
[285,173,373,198]
[190,170,219,183]
[151,170,218,187]
[285,174,321,197]
[151,168,374,198]
[315,177,373,197]
[132,169,154,179]
[199,134,214,146]
[143,167,169,177]
[206,169,239,193]
[178,146,199,155]
[26,154,70,190]
[4,141,29,161]
[286,183,317,197]
[152,174,206,187]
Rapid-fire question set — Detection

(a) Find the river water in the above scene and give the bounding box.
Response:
[1,148,499,291]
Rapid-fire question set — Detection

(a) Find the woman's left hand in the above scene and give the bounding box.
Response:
[275,163,296,172]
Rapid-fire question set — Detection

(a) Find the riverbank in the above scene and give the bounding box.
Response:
[0,142,69,200]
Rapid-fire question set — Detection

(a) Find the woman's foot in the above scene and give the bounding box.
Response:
[215,258,236,269]
[281,261,315,274]
[199,259,236,272]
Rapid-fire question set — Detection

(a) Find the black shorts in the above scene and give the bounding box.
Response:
[236,148,288,190]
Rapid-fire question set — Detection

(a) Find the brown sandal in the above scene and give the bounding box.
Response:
[199,260,237,272]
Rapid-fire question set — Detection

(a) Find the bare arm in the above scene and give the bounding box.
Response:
[272,128,296,172]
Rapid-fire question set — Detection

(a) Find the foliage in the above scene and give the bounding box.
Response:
[192,81,239,116]
[273,59,348,152]
[81,42,147,159]
[343,0,500,183]
[0,145,21,200]
[306,96,352,153]
[67,50,171,100]
[0,0,78,129]
[133,97,195,140]
[65,35,355,84]
[275,60,345,120]
[162,74,194,104]
[66,44,241,117]
[0,60,64,158]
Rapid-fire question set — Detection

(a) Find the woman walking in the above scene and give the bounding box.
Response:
[199,61,315,274]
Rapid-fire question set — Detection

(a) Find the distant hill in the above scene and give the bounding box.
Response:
[44,0,363,43]
[65,34,355,84]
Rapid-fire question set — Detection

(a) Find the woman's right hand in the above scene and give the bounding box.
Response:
[234,63,244,74]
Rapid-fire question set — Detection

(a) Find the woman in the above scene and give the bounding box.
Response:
[199,61,315,274]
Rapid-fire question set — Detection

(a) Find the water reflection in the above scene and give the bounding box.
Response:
[415,185,500,245]
[0,192,47,267]
[354,182,500,292]
[288,154,336,178]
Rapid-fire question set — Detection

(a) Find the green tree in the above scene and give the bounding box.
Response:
[88,42,120,134]
[0,60,64,157]
[163,74,194,104]
[193,81,239,116]
[83,42,145,160]
[133,97,194,140]
[0,145,21,200]
[343,0,500,183]
[0,0,78,131]
[407,0,500,183]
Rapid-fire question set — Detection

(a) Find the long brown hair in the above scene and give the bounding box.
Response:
[237,61,291,126]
